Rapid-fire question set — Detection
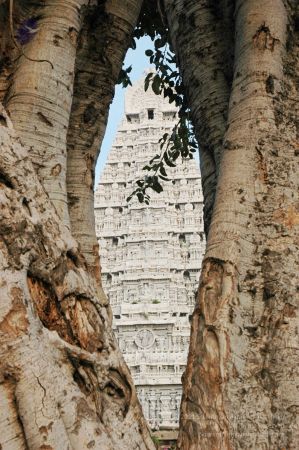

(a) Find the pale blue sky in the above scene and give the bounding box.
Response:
[95,36,154,186]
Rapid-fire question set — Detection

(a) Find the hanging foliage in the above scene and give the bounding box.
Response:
[117,1,199,203]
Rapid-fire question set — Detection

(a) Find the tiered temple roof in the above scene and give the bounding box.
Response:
[95,75,205,431]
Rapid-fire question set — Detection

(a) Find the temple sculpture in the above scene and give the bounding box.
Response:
[94,75,205,436]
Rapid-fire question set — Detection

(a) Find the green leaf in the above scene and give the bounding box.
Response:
[164,152,176,167]
[152,75,162,95]
[175,84,184,95]
[169,71,179,79]
[151,179,163,193]
[172,150,180,160]
[131,38,136,50]
[145,49,153,56]
[144,72,154,92]
[159,174,170,181]
[137,192,144,203]
[159,132,169,144]
[164,87,174,99]
[160,165,168,177]
[154,35,167,49]
[154,49,162,61]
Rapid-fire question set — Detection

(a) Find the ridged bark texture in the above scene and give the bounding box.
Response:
[66,0,143,280]
[0,1,154,448]
[165,0,299,448]
[164,0,235,234]
[0,110,154,449]
[4,0,86,225]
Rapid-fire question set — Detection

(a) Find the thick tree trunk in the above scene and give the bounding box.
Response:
[164,0,234,233]
[0,2,154,449]
[166,0,299,448]
[1,0,298,448]
[4,0,84,225]
[66,0,142,280]
[0,110,154,449]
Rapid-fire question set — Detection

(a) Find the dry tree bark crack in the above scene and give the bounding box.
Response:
[0,0,298,448]
[0,108,154,449]
[0,0,154,448]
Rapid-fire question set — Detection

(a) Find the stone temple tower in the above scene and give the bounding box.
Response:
[94,75,205,437]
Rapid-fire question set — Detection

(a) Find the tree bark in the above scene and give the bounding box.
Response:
[4,0,85,225]
[166,0,299,448]
[0,2,154,448]
[66,0,143,280]
[1,0,298,448]
[0,109,154,449]
[164,0,235,234]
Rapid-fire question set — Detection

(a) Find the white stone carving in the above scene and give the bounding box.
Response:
[94,74,205,431]
[135,329,156,348]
